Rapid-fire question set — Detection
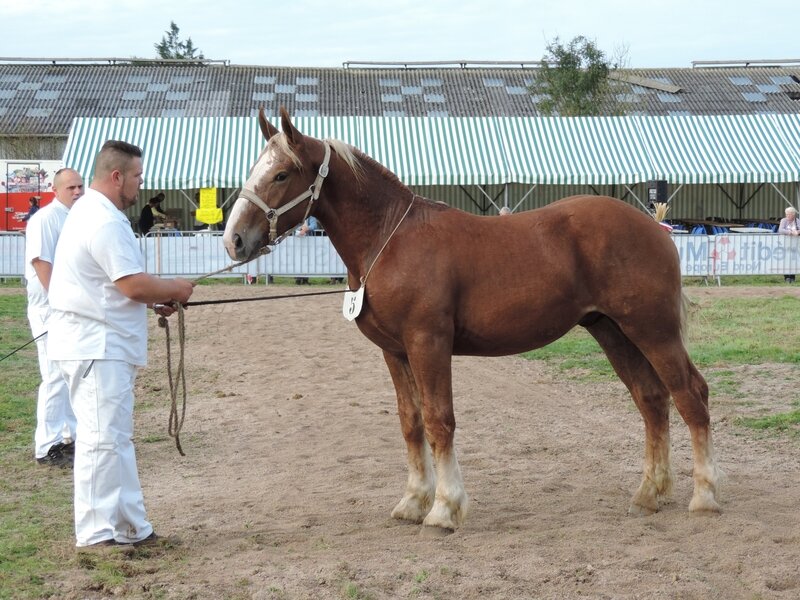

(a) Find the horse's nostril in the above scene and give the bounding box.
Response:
[233,233,243,250]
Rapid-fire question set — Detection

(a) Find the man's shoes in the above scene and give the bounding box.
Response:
[76,539,120,555]
[36,442,73,469]
[132,532,161,547]
[61,441,75,456]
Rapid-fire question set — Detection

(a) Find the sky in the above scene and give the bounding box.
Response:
[2,0,798,69]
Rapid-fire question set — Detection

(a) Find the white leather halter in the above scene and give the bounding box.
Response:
[237,141,331,245]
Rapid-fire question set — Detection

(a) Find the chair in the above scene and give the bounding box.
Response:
[691,225,707,235]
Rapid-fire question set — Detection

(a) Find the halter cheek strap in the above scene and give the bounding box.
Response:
[238,142,332,245]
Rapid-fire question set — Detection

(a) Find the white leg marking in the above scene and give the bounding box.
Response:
[391,439,435,523]
[422,446,468,530]
[689,431,722,513]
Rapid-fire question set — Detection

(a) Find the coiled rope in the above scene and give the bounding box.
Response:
[157,254,347,456]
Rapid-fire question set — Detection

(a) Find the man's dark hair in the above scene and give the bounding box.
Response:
[94,140,143,178]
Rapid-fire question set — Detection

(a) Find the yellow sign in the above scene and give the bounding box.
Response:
[196,187,222,224]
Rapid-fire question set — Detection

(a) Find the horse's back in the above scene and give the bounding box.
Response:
[387,195,684,356]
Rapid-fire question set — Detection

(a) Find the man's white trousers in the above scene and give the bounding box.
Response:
[28,307,76,458]
[56,359,153,546]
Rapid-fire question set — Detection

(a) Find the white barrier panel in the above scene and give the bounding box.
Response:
[2,230,797,280]
[671,234,713,277]
[142,232,251,278]
[712,234,800,276]
[0,232,25,277]
[263,235,347,276]
[140,232,347,278]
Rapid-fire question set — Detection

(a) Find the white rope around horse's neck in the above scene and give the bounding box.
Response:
[360,196,415,286]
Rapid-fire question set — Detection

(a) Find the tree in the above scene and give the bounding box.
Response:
[530,36,628,116]
[155,21,204,60]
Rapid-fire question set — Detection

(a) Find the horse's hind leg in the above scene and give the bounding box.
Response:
[382,351,435,523]
[585,316,673,515]
[644,344,721,513]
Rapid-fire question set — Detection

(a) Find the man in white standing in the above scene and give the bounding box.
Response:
[25,168,84,468]
[48,140,194,550]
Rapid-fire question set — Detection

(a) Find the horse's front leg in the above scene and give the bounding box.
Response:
[382,351,435,523]
[407,339,468,531]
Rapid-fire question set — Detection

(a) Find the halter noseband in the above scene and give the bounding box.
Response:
[238,141,332,245]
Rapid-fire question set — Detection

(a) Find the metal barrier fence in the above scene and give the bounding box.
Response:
[672,233,800,278]
[0,232,25,277]
[3,230,799,281]
[141,231,347,278]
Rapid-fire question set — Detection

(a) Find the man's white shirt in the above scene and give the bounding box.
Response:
[48,188,148,366]
[24,199,69,320]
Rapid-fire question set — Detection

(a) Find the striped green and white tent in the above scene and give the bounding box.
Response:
[63,117,220,190]
[636,114,800,185]
[772,114,800,167]
[496,116,651,185]
[63,114,800,191]
[210,116,363,189]
[357,117,507,186]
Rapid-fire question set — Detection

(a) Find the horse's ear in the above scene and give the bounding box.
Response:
[258,107,279,141]
[279,106,305,147]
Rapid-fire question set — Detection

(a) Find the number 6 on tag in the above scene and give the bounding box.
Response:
[342,286,365,321]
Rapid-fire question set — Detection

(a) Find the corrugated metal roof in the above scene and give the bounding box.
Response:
[2,62,800,138]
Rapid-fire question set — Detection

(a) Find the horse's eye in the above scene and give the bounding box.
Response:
[274,172,288,183]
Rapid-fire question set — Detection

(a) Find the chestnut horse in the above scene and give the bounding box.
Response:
[223,108,721,532]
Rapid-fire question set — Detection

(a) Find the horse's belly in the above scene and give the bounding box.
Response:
[453,321,574,356]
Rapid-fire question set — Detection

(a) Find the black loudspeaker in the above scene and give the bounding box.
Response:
[646,180,668,203]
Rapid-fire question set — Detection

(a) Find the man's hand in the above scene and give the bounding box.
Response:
[153,303,178,317]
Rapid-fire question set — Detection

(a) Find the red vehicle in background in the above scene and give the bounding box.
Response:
[2,161,59,232]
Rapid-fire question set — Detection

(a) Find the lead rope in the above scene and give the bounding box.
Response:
[159,306,187,455]
[158,251,267,455]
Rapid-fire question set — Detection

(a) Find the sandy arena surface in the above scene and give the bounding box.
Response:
[38,284,800,599]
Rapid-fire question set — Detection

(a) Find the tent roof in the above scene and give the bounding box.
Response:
[636,114,800,184]
[62,114,800,190]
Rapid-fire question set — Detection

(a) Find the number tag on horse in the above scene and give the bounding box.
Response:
[342,286,365,321]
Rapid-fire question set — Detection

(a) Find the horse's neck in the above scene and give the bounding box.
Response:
[317,168,414,281]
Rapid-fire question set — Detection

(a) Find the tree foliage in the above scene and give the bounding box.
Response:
[155,21,204,60]
[530,36,627,116]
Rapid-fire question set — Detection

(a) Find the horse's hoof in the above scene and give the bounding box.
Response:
[627,503,657,517]
[391,498,429,524]
[419,525,454,538]
[689,497,722,514]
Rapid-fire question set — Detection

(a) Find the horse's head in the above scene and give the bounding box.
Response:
[223,107,331,261]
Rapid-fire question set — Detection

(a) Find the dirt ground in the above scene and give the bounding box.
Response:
[49,284,800,599]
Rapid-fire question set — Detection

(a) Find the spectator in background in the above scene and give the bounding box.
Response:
[18,196,41,222]
[778,206,799,283]
[48,141,194,550]
[295,215,320,285]
[24,168,84,468]
[138,192,166,235]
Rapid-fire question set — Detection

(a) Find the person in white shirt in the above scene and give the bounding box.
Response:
[48,140,194,550]
[25,168,84,468]
[778,206,799,283]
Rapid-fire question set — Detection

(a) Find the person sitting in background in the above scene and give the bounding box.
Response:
[778,206,799,283]
[295,216,319,285]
